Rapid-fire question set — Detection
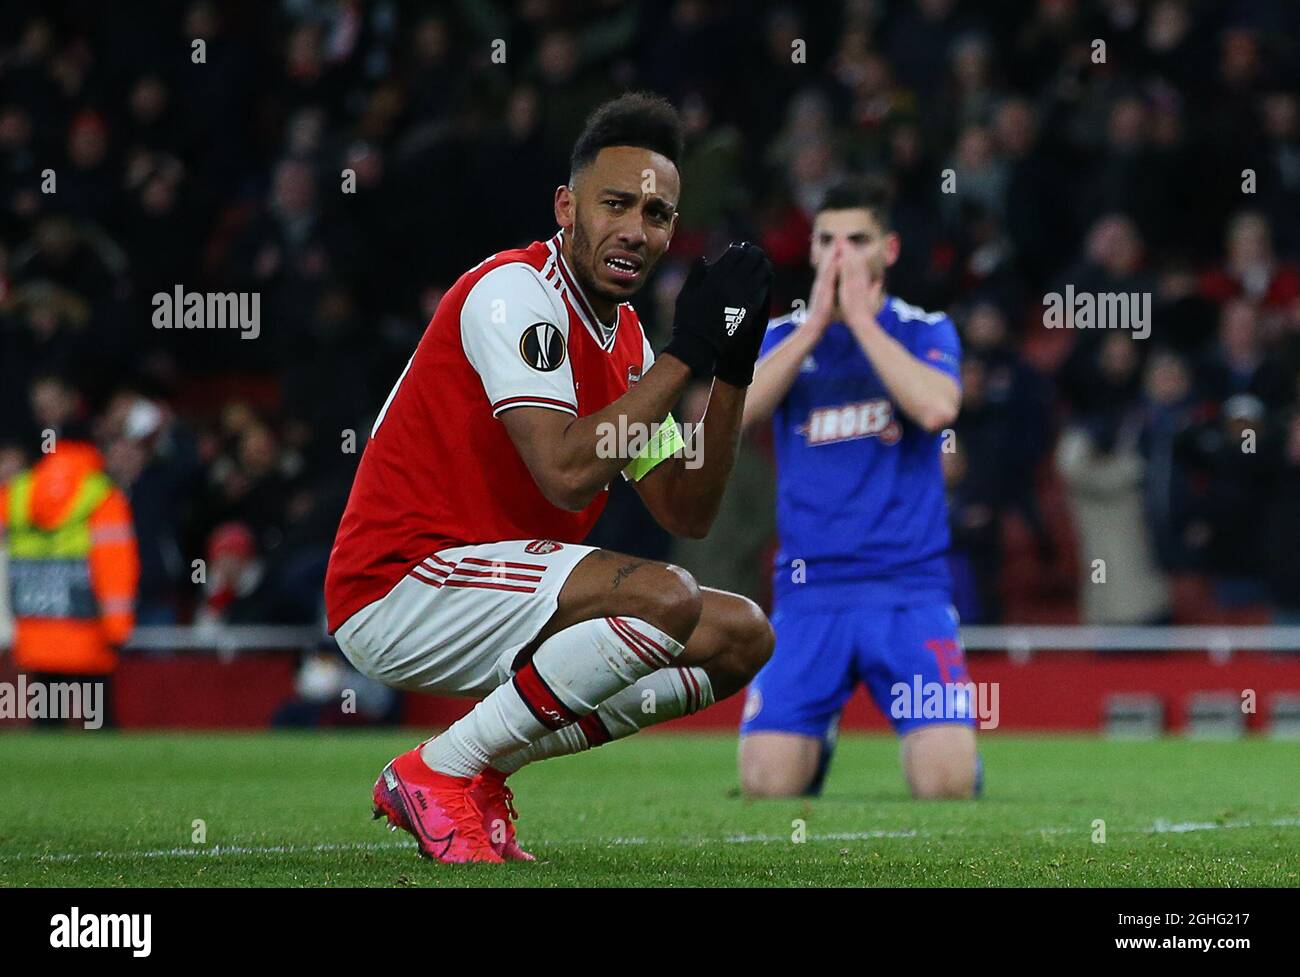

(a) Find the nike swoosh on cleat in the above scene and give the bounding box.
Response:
[429,831,456,860]
[392,776,460,858]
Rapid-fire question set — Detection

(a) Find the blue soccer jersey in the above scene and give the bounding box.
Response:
[762,295,962,606]
[742,295,976,759]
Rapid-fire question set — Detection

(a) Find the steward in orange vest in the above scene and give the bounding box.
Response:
[0,441,139,675]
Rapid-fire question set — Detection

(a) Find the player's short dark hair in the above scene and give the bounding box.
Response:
[570,92,683,181]
[817,176,892,229]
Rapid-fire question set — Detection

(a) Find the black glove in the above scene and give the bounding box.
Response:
[662,242,774,379]
[713,268,774,388]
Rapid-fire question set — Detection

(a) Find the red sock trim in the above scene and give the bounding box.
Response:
[512,662,580,731]
[678,667,704,714]
[606,616,674,667]
[578,711,613,748]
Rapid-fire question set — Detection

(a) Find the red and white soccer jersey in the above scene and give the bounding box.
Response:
[325,232,655,636]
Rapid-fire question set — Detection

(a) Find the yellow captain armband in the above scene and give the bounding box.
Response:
[622,412,686,482]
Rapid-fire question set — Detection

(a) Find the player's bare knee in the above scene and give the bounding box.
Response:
[910,773,976,800]
[739,738,817,798]
[636,563,702,644]
[741,767,813,799]
[907,749,977,800]
[728,597,774,679]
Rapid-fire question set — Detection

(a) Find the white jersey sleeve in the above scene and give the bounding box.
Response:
[460,262,578,417]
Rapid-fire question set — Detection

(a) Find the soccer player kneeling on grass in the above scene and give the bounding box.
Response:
[325,93,775,863]
[738,178,983,800]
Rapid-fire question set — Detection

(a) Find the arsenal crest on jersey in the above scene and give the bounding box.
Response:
[524,540,563,555]
[627,365,641,386]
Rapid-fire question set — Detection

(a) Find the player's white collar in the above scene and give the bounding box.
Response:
[548,231,619,351]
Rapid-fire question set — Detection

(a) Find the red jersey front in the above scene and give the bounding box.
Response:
[325,233,655,633]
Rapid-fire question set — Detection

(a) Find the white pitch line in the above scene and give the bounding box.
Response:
[2,817,1297,865]
[722,829,920,843]
[1147,816,1300,834]
[0,840,412,864]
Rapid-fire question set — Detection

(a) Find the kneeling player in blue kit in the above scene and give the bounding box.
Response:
[739,179,983,799]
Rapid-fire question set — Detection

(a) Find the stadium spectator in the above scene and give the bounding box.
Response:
[195,521,271,625]
[943,434,999,624]
[98,392,203,624]
[1137,348,1201,573]
[0,422,139,727]
[1199,211,1300,327]
[1197,298,1293,409]
[1056,335,1171,625]
[1181,393,1273,609]
[270,640,401,728]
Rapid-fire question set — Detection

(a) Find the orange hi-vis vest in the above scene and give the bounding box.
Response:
[1,443,139,674]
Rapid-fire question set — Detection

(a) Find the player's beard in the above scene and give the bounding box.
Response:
[568,216,626,307]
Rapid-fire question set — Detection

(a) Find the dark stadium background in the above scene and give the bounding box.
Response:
[3,0,1300,732]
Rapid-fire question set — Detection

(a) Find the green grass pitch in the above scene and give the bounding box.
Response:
[1,731,1296,887]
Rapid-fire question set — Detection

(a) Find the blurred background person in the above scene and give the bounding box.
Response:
[1056,334,1171,625]
[0,418,138,727]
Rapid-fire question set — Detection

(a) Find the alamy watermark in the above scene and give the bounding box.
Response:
[1042,284,1151,340]
[50,907,151,957]
[596,416,703,470]
[890,675,1000,730]
[152,286,260,339]
[0,674,104,729]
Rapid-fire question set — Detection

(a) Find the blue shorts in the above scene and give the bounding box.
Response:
[740,595,977,739]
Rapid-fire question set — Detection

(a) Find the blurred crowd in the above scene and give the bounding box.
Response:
[3,0,1300,630]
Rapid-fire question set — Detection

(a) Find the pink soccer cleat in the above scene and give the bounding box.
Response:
[471,767,536,862]
[371,745,504,864]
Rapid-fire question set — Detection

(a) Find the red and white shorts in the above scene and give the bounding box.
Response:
[334,539,596,697]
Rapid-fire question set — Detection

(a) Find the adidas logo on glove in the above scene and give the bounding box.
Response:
[724,306,746,336]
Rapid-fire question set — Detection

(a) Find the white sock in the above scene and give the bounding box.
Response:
[491,666,714,775]
[422,616,683,778]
